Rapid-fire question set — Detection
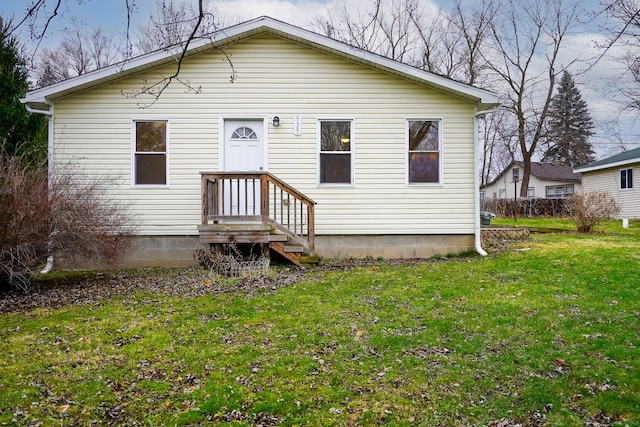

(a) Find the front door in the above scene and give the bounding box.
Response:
[223,119,265,216]
[224,119,265,171]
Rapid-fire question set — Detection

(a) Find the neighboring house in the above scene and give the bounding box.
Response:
[481,161,582,202]
[574,147,640,219]
[22,16,499,267]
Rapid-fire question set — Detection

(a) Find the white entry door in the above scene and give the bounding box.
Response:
[223,119,265,216]
[224,119,265,171]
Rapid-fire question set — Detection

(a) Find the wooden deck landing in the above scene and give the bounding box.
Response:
[198,172,317,267]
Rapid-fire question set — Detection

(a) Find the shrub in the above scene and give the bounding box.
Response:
[0,156,137,291]
[195,243,269,277]
[567,191,621,233]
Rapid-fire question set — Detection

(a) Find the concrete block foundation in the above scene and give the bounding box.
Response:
[105,234,476,268]
[314,234,475,259]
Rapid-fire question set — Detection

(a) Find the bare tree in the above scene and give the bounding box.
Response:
[136,0,221,54]
[411,0,496,85]
[479,108,518,185]
[34,18,121,86]
[483,0,582,196]
[598,0,640,116]
[12,0,215,102]
[314,0,424,63]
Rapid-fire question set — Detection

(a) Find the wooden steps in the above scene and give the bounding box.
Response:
[198,223,319,268]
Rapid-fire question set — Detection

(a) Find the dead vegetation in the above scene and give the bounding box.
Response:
[0,156,137,292]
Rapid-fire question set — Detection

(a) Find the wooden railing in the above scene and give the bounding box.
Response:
[201,172,316,251]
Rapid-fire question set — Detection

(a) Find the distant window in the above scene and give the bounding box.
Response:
[545,184,574,198]
[408,120,441,184]
[621,168,633,189]
[499,189,506,199]
[479,191,486,200]
[319,120,352,184]
[134,120,167,186]
[527,187,535,198]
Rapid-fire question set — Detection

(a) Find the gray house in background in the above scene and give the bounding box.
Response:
[481,161,582,201]
[575,147,640,219]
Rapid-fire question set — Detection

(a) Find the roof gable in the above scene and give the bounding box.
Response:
[22,16,498,112]
[575,147,640,173]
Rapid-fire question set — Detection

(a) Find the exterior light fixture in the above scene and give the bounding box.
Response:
[272,116,280,127]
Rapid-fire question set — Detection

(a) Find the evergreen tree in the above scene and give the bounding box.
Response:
[542,71,595,167]
[0,17,47,163]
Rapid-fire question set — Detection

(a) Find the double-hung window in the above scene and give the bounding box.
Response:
[319,120,352,184]
[621,168,633,189]
[133,120,168,186]
[408,119,441,184]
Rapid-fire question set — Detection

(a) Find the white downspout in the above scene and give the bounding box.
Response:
[41,111,55,274]
[25,104,56,273]
[473,107,497,256]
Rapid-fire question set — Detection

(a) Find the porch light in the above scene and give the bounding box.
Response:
[272,116,280,127]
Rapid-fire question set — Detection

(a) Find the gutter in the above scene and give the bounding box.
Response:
[24,104,53,116]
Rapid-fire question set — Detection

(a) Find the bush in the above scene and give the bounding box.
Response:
[567,191,621,233]
[195,243,269,277]
[0,156,137,291]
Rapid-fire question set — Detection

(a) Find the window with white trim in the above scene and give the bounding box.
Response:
[499,189,506,199]
[545,184,574,198]
[408,119,441,184]
[527,187,535,198]
[319,120,352,184]
[134,120,168,186]
[621,168,633,189]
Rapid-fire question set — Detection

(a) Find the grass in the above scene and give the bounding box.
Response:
[492,216,640,234]
[1,222,639,425]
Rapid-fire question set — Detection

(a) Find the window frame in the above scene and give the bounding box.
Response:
[620,168,633,190]
[406,118,443,185]
[545,184,574,198]
[498,189,506,199]
[132,119,170,187]
[317,119,354,186]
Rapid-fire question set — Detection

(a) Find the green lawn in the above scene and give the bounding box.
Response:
[1,224,639,425]
[492,216,640,234]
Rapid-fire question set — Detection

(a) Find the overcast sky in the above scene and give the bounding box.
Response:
[2,0,637,156]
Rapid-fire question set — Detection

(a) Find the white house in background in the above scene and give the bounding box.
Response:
[481,161,582,201]
[22,16,499,267]
[574,147,640,219]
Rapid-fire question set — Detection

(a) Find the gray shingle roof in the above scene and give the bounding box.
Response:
[574,147,640,173]
[483,161,581,187]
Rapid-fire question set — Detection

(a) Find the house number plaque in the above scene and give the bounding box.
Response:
[293,114,302,136]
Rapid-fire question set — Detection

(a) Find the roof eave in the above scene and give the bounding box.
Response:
[575,158,640,173]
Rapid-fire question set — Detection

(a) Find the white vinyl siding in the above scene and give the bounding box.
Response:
[582,165,640,218]
[51,34,478,236]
